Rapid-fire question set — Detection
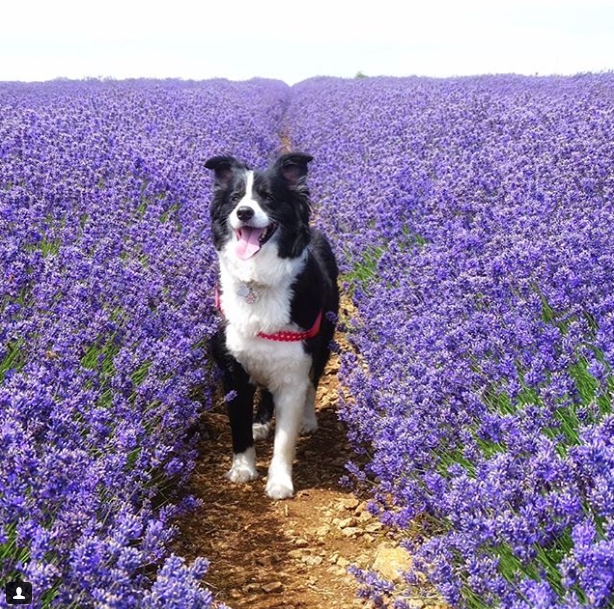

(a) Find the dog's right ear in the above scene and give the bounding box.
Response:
[205,155,240,187]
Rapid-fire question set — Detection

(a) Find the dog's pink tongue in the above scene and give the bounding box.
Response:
[236,227,266,260]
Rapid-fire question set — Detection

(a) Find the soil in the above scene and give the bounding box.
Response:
[173,305,449,609]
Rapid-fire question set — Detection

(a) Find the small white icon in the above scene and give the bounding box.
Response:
[12,587,26,600]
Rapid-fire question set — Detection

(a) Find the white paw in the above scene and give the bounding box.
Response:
[225,448,258,483]
[266,477,294,500]
[300,417,318,435]
[252,421,272,441]
[226,464,259,483]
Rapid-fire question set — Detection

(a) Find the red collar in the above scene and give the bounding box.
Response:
[214,285,323,342]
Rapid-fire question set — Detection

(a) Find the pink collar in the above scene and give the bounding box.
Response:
[214,285,323,342]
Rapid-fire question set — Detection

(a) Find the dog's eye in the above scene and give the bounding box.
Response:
[229,192,243,203]
[254,188,273,202]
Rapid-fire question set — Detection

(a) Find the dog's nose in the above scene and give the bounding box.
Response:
[236,206,255,222]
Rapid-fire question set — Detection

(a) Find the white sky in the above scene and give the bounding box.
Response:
[1,0,613,84]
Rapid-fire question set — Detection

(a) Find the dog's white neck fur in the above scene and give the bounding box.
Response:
[218,237,307,337]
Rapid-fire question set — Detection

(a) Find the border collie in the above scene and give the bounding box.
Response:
[205,152,339,500]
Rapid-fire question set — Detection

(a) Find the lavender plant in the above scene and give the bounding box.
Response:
[287,74,614,608]
[0,78,288,607]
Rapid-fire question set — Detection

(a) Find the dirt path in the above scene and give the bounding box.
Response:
[173,306,448,609]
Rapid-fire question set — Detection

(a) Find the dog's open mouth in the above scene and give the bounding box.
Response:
[235,223,278,260]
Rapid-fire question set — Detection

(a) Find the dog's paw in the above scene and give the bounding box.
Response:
[252,421,272,441]
[300,416,318,436]
[265,477,294,500]
[266,465,294,499]
[226,464,259,483]
[225,449,258,483]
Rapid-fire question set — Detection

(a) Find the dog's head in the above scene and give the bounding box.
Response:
[205,152,313,260]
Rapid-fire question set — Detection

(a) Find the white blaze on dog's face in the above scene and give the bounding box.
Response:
[229,171,277,261]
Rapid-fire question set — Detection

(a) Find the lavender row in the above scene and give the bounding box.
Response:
[287,75,614,607]
[0,79,289,608]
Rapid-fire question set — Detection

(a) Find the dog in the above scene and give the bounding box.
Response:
[205,152,339,499]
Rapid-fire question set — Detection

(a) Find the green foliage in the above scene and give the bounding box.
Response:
[344,244,386,292]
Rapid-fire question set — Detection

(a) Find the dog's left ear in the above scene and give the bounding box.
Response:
[205,155,241,187]
[277,152,313,187]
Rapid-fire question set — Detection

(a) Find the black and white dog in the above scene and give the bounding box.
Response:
[206,152,339,499]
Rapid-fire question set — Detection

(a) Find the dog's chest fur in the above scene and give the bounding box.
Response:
[218,245,312,391]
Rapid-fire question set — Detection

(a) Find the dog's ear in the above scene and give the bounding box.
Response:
[277,152,313,187]
[205,155,241,187]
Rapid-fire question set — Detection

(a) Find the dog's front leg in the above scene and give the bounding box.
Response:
[213,335,259,483]
[226,380,258,483]
[266,381,309,499]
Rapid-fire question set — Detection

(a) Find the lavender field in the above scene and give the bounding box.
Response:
[2,74,614,608]
[0,79,287,607]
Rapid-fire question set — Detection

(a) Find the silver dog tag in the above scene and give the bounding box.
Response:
[237,283,259,304]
